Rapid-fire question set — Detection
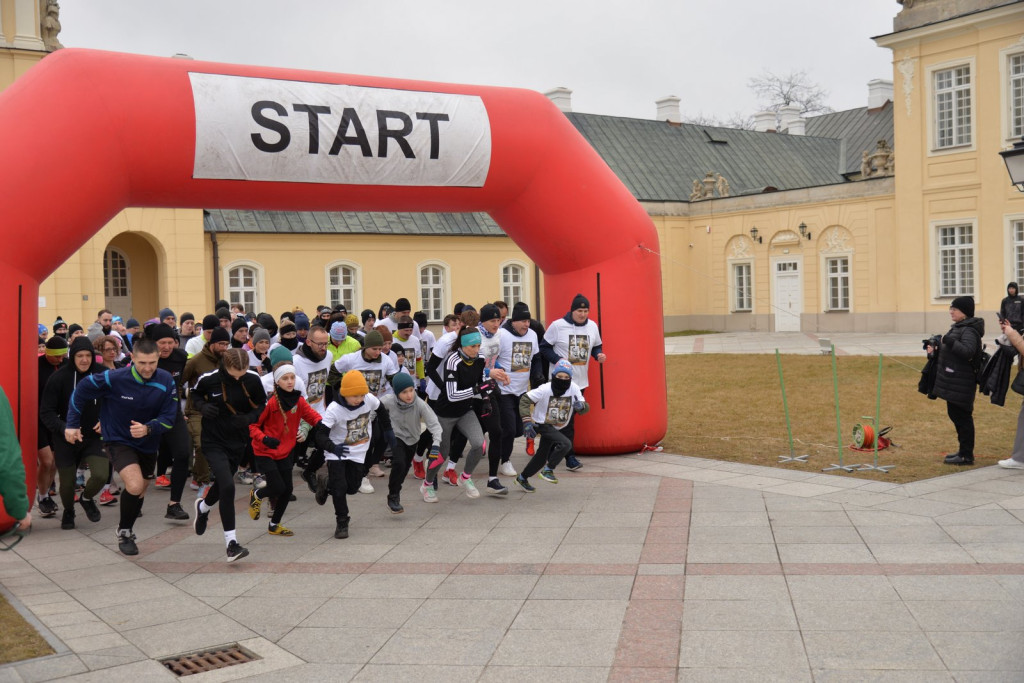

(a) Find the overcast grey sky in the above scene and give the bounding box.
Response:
[59,1,898,122]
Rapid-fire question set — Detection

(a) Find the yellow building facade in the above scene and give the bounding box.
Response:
[5,0,1023,334]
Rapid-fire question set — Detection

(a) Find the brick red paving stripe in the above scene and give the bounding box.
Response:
[686,563,783,575]
[649,512,689,528]
[543,563,638,575]
[452,563,547,575]
[364,562,459,574]
[631,572,686,601]
[621,600,685,630]
[612,629,681,668]
[644,526,688,544]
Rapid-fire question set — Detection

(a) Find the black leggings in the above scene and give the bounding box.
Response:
[522,423,572,480]
[389,440,414,496]
[157,412,191,502]
[480,395,502,477]
[497,393,522,463]
[54,439,109,511]
[327,459,365,519]
[202,442,242,532]
[254,453,294,525]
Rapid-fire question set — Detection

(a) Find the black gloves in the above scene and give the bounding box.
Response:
[262,435,281,450]
[199,403,220,419]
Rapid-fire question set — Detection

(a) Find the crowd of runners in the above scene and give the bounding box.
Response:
[30,294,606,561]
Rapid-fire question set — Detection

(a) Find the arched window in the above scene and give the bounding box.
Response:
[419,262,448,322]
[326,261,359,312]
[226,261,262,313]
[501,262,527,306]
[103,247,129,298]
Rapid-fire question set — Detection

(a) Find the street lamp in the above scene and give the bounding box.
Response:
[749,226,762,244]
[999,137,1024,191]
[798,222,811,240]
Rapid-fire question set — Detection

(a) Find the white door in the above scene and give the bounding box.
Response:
[773,260,802,332]
[103,247,132,319]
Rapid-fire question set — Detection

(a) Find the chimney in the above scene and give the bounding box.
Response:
[788,117,806,136]
[753,110,777,132]
[867,79,894,109]
[545,87,573,113]
[655,95,681,124]
[778,104,802,134]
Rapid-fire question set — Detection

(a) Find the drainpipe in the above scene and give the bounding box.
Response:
[209,225,221,305]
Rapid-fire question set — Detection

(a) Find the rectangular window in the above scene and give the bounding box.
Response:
[1011,55,1024,139]
[934,65,971,149]
[733,263,752,312]
[502,265,525,305]
[228,266,258,313]
[1014,220,1024,284]
[826,257,850,311]
[937,224,974,297]
[419,266,444,322]
[328,265,356,312]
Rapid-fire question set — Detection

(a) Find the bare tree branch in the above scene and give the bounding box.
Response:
[747,69,833,116]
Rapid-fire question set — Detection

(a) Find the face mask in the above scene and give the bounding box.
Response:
[551,376,571,397]
[280,336,298,350]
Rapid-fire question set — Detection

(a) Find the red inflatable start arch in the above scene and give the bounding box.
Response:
[0,49,667,525]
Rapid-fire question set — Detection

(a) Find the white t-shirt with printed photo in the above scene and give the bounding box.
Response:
[498,328,539,396]
[543,318,602,390]
[525,381,584,429]
[334,351,399,398]
[320,393,380,464]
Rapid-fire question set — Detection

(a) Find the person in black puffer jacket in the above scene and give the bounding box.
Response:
[931,296,985,466]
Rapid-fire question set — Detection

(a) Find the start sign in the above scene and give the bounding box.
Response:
[190,73,492,187]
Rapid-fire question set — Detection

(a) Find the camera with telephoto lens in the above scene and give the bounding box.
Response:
[922,334,942,353]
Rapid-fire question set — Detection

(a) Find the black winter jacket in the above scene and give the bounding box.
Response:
[39,360,105,439]
[933,316,985,408]
[191,368,267,450]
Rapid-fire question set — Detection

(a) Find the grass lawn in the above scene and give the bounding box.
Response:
[0,592,53,665]
[663,354,1017,484]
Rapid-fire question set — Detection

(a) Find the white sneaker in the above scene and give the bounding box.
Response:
[498,461,517,477]
[998,458,1024,469]
[420,481,437,503]
[462,477,480,499]
[359,477,374,494]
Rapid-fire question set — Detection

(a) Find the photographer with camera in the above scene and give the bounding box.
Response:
[926,297,984,466]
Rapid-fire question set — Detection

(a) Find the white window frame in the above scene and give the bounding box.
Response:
[818,226,855,314]
[417,260,450,323]
[223,260,264,314]
[824,256,851,312]
[1005,213,1024,286]
[731,261,753,312]
[930,220,976,301]
[103,247,130,299]
[499,260,529,308]
[325,259,361,313]
[927,58,975,155]
[1000,45,1024,142]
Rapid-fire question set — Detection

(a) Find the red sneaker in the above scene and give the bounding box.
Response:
[443,468,460,487]
[154,475,171,489]
[412,459,425,480]
[526,437,535,455]
[98,489,118,506]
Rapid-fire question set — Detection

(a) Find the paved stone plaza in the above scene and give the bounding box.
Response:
[2,445,1024,681]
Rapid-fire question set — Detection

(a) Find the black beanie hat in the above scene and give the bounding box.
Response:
[511,302,531,322]
[125,318,140,329]
[53,317,67,333]
[216,307,231,321]
[180,312,195,324]
[950,296,975,318]
[479,303,501,323]
[209,327,231,345]
[68,323,83,336]
[413,311,428,329]
[394,297,411,312]
[44,335,68,351]
[571,293,590,311]
[148,323,176,342]
[69,336,94,358]
[361,309,375,325]
[453,302,465,316]
[278,320,296,335]
[231,317,249,334]
[202,314,219,330]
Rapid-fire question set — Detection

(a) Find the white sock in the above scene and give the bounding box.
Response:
[412,455,424,462]
[224,529,237,545]
[488,476,498,483]
[102,484,110,492]
[198,500,211,514]
[445,461,455,471]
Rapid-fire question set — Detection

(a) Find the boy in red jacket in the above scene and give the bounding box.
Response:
[248,363,322,535]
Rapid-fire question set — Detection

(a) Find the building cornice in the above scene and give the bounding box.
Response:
[874,2,1024,48]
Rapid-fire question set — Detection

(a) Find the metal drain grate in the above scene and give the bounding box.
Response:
[160,644,260,676]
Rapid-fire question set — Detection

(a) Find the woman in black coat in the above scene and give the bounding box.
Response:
[930,296,984,466]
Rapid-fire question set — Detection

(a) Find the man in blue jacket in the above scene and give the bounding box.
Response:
[65,339,178,555]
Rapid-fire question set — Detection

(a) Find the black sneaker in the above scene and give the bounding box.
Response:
[165,502,189,521]
[946,454,975,466]
[61,509,75,530]
[943,452,962,463]
[334,516,349,539]
[301,469,318,494]
[514,475,536,493]
[78,497,101,523]
[226,540,249,563]
[116,529,138,556]
[288,493,297,502]
[565,455,583,471]
[37,496,58,518]
[386,494,404,514]
[193,498,209,536]
[486,479,509,496]
[314,473,329,506]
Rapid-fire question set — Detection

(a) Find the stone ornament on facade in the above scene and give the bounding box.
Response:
[822,226,852,254]
[730,236,751,259]
[689,172,731,200]
[860,139,894,178]
[40,0,62,51]
[898,57,915,116]
[769,230,801,246]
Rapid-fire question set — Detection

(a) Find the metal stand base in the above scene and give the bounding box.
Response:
[857,463,895,473]
[821,464,858,472]
[778,454,810,463]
